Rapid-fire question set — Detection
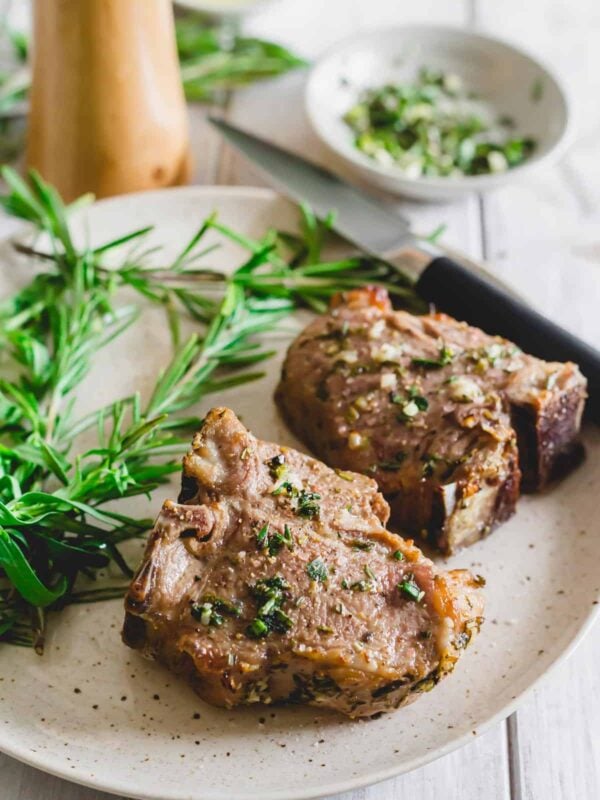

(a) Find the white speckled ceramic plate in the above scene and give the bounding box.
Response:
[0,187,598,800]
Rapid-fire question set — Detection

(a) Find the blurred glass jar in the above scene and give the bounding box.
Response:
[27,0,191,201]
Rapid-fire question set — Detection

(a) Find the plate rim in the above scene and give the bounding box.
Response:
[2,588,598,800]
[0,184,598,800]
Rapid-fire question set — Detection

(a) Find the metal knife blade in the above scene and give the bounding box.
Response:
[209,116,600,422]
[208,117,417,258]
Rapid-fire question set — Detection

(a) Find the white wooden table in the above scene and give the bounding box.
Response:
[1,1,599,798]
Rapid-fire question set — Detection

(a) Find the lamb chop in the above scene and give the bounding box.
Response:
[123,407,484,718]
[276,288,586,553]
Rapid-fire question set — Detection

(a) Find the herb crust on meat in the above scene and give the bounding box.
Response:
[123,408,484,718]
[276,288,586,553]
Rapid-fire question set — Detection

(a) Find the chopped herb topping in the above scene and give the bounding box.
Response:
[392,549,405,561]
[398,573,425,603]
[364,564,376,581]
[270,607,293,632]
[391,387,428,421]
[399,400,421,419]
[377,451,407,471]
[412,344,455,370]
[267,453,287,481]
[252,576,289,601]
[307,558,328,583]
[191,601,224,627]
[485,343,504,363]
[349,579,370,592]
[342,575,374,592]
[255,522,294,556]
[335,468,355,481]
[256,523,269,548]
[408,386,430,408]
[392,385,429,421]
[469,343,510,372]
[246,618,269,638]
[317,624,334,634]
[345,405,360,423]
[246,576,293,639]
[296,489,321,518]
[271,480,295,497]
[317,321,350,340]
[421,453,444,478]
[350,539,374,551]
[343,68,537,177]
[199,594,242,618]
[271,481,321,518]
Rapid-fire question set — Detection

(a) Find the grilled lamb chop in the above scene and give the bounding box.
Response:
[276,288,586,554]
[123,407,484,718]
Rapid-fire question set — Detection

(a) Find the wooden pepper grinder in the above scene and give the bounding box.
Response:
[26,0,191,202]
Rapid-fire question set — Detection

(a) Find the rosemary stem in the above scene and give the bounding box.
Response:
[0,165,421,648]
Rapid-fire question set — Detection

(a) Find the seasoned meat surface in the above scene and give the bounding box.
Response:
[123,407,483,718]
[276,288,586,553]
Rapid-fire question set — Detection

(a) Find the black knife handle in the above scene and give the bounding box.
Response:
[416,256,599,423]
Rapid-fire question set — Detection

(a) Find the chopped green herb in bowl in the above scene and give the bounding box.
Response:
[306,26,571,200]
[343,67,537,179]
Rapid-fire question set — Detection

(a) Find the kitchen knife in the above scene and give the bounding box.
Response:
[209,117,600,421]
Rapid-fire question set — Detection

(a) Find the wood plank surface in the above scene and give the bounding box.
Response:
[472,2,600,799]
[0,0,598,798]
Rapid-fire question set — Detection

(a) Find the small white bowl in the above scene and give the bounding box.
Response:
[305,25,572,201]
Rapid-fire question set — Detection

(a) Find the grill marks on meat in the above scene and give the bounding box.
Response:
[276,288,586,554]
[123,408,484,718]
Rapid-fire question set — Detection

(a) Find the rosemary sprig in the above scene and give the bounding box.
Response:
[0,168,421,650]
[176,16,308,102]
[0,15,306,144]
[0,27,30,160]
[0,169,281,649]
[108,203,424,316]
